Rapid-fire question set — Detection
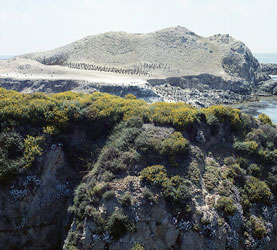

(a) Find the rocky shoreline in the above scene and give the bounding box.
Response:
[260,63,277,75]
[0,76,260,108]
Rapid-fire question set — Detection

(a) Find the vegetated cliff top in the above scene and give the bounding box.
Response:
[21,26,259,81]
[0,89,276,249]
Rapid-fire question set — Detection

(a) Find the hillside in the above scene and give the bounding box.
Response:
[0,89,276,249]
[0,26,275,106]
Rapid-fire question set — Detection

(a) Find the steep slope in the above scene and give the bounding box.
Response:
[0,89,276,249]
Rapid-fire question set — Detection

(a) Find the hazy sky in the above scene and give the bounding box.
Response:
[0,0,276,55]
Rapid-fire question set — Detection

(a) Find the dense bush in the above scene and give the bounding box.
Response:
[132,243,145,250]
[106,210,135,239]
[258,113,273,126]
[203,165,221,191]
[148,102,200,129]
[135,131,162,154]
[203,105,243,131]
[140,165,167,186]
[244,177,272,204]
[215,196,237,216]
[250,216,267,239]
[161,132,188,156]
[0,132,25,183]
[140,165,191,203]
[161,132,189,166]
[233,140,258,155]
[23,135,45,168]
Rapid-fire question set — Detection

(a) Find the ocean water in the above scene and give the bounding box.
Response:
[231,66,277,124]
[254,53,277,64]
[0,56,14,60]
[231,54,277,123]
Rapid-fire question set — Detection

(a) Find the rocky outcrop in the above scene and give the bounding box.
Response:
[0,127,92,250]
[260,63,277,75]
[0,78,161,103]
[0,147,76,250]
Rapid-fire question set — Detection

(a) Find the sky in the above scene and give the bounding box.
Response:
[0,0,277,55]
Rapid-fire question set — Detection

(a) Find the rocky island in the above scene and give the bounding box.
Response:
[0,26,276,107]
[0,27,277,250]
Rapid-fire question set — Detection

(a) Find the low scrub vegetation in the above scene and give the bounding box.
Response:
[0,88,276,249]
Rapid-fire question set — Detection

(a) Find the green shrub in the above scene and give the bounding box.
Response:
[125,94,137,100]
[103,190,115,200]
[96,146,127,173]
[90,182,110,198]
[186,162,200,186]
[223,164,243,183]
[161,132,188,156]
[266,173,277,195]
[224,157,236,166]
[140,165,167,186]
[203,165,220,192]
[250,216,267,239]
[140,165,191,203]
[162,176,191,202]
[215,196,237,216]
[237,157,249,169]
[0,131,25,183]
[161,132,189,166]
[119,192,132,206]
[203,106,243,131]
[106,210,135,239]
[258,113,273,126]
[233,140,258,155]
[244,177,272,204]
[132,243,144,250]
[247,163,261,177]
[23,135,45,168]
[258,149,277,164]
[135,132,162,154]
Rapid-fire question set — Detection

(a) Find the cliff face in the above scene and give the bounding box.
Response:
[0,89,276,250]
[0,130,86,250]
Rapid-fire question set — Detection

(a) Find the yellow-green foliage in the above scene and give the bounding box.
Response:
[24,135,45,168]
[250,216,267,239]
[125,94,137,100]
[140,165,167,186]
[215,196,237,216]
[203,105,243,130]
[161,132,189,166]
[258,113,273,125]
[0,89,89,131]
[0,88,248,134]
[140,165,191,202]
[161,132,188,155]
[233,140,259,155]
[86,92,148,123]
[132,243,144,250]
[244,177,272,203]
[148,102,199,129]
[203,165,221,191]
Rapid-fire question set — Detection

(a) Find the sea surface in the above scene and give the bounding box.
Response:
[254,53,277,64]
[231,53,277,123]
[231,75,277,124]
[0,56,14,60]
